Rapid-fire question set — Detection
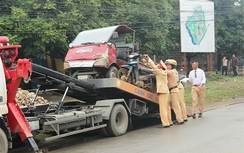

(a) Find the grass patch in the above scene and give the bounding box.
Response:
[184,72,244,106]
[34,132,50,142]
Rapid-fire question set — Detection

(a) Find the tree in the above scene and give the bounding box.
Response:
[0,0,104,70]
[130,0,174,57]
[214,0,244,70]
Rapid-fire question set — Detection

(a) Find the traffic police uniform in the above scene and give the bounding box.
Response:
[165,59,184,124]
[178,83,188,121]
[148,58,171,127]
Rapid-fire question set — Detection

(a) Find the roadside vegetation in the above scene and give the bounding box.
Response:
[1,0,243,70]
[184,72,244,106]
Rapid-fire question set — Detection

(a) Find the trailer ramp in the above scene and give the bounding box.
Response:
[87,78,158,104]
[32,63,98,101]
[31,64,158,105]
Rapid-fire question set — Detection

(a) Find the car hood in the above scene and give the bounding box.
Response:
[65,44,109,61]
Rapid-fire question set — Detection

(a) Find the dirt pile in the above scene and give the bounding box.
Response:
[15,88,49,106]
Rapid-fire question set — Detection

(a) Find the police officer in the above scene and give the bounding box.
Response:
[172,60,188,122]
[165,59,184,125]
[144,54,171,128]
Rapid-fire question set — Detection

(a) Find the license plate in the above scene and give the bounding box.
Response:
[78,75,89,80]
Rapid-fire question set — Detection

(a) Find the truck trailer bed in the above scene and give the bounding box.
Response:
[31,63,158,104]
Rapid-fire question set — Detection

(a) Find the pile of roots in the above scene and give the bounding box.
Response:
[15,88,49,106]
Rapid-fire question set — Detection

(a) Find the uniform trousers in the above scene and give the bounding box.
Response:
[158,93,170,126]
[169,92,183,123]
[191,85,206,114]
[179,86,187,120]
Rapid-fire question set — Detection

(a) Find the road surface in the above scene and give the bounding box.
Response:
[9,101,244,153]
[48,101,244,153]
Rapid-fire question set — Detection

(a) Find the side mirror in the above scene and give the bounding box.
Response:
[69,43,73,48]
[107,42,112,48]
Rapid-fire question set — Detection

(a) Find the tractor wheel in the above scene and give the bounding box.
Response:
[0,128,8,153]
[107,104,128,136]
[106,66,118,78]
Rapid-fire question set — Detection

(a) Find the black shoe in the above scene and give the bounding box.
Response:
[184,119,188,122]
[158,125,170,129]
[174,121,184,125]
[192,114,196,119]
[198,113,202,118]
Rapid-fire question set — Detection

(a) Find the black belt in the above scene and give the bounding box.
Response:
[169,85,178,91]
[193,84,204,86]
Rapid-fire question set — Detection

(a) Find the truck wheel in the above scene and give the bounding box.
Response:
[107,104,128,136]
[106,66,118,78]
[0,128,8,153]
[99,124,110,137]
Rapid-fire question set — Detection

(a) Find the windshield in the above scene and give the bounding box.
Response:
[71,25,134,47]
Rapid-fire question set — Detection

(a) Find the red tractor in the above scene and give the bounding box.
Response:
[64,25,135,80]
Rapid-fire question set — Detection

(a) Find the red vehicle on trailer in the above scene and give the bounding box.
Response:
[64,25,135,80]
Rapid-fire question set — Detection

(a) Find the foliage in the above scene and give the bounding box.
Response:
[0,0,103,60]
[0,0,175,60]
[214,0,244,55]
[34,132,50,142]
[0,0,243,63]
[131,1,174,56]
[205,71,225,81]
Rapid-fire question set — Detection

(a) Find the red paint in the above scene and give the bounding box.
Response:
[1,41,33,141]
[65,43,116,68]
[198,29,202,36]
[0,36,9,44]
[64,25,136,77]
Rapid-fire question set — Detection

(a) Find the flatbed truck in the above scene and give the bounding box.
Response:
[29,63,160,140]
[0,36,161,152]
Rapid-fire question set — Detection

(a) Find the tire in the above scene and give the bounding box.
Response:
[99,124,111,137]
[107,104,128,136]
[0,128,8,153]
[106,66,118,78]
[118,68,133,83]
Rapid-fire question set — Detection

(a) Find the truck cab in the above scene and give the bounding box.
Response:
[64,25,135,80]
[0,47,8,117]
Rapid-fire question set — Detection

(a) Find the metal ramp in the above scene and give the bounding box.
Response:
[86,78,158,104]
[31,64,158,105]
[32,63,98,102]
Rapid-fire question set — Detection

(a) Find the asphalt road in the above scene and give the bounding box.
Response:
[53,101,244,153]
[9,101,244,153]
